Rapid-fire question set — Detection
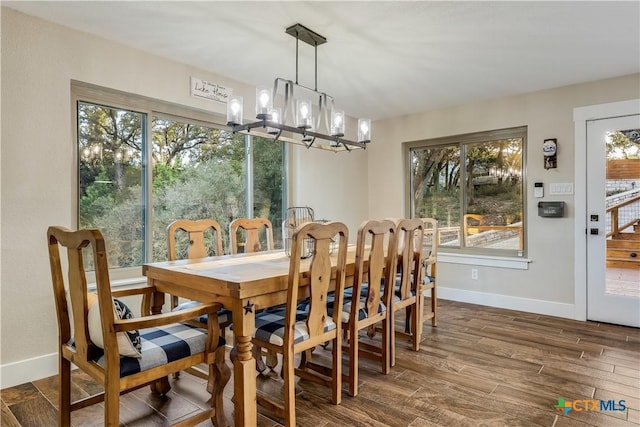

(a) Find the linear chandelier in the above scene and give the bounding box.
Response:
[226,23,371,151]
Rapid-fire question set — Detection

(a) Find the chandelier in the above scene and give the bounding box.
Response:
[226,23,371,151]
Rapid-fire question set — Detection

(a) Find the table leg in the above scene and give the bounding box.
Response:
[150,287,165,316]
[232,301,257,426]
[148,286,171,394]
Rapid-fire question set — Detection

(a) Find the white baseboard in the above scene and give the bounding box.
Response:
[1,352,59,389]
[437,286,576,319]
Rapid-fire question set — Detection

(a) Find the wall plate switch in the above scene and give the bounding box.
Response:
[549,182,574,195]
[534,182,543,198]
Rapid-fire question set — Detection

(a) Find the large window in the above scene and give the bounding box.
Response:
[75,85,286,271]
[406,126,526,257]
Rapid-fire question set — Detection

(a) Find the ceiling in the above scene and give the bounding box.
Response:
[4,1,639,121]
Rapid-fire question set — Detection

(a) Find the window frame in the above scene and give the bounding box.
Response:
[72,81,288,279]
[403,126,528,259]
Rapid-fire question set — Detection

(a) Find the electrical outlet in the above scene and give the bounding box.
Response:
[471,268,478,280]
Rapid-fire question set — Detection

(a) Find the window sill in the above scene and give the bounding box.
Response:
[87,276,147,292]
[437,252,531,270]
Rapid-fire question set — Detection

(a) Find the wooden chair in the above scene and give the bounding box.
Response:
[47,226,230,427]
[167,219,233,380]
[341,219,398,397]
[463,213,486,248]
[251,221,348,426]
[167,218,226,310]
[420,218,438,327]
[229,217,274,254]
[389,218,425,367]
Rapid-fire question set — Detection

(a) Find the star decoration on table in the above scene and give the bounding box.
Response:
[243,301,254,314]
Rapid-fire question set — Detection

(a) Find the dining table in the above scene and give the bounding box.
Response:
[142,245,359,426]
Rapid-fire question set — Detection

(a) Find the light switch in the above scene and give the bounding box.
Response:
[549,182,574,195]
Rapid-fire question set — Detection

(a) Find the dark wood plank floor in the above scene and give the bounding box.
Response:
[2,299,639,426]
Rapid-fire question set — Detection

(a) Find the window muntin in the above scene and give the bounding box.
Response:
[407,127,525,256]
[77,95,286,270]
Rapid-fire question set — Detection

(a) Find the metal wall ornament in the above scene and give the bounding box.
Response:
[543,138,557,169]
[226,23,371,152]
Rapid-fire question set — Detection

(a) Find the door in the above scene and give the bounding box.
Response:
[587,114,640,327]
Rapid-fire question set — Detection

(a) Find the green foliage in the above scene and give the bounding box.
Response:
[412,135,524,237]
[78,103,285,268]
[153,163,181,191]
[416,191,460,227]
[253,137,285,244]
[607,131,640,159]
[151,160,247,260]
[80,168,115,223]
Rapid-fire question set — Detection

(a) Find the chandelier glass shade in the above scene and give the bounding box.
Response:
[226,24,371,151]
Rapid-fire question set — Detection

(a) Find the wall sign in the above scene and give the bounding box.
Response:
[190,77,231,103]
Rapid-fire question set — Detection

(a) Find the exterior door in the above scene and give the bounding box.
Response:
[586,114,640,327]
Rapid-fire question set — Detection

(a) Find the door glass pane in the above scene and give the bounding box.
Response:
[411,145,461,247]
[151,117,246,261]
[605,128,640,297]
[78,102,144,269]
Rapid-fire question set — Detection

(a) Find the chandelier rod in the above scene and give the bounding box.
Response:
[295,31,299,85]
[292,27,320,92]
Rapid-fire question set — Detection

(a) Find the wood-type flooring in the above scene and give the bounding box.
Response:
[2,299,639,426]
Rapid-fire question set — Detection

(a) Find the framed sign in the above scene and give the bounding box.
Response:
[190,77,231,103]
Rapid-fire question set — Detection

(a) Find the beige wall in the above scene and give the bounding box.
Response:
[0,8,368,387]
[369,73,640,308]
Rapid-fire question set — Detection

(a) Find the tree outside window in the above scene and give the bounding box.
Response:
[78,101,285,269]
[407,127,526,256]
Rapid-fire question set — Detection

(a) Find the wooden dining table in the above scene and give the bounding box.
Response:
[142,246,358,426]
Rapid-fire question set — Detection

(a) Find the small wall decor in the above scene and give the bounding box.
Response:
[543,138,557,169]
[190,77,230,103]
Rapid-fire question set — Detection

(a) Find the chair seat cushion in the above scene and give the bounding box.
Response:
[253,308,336,346]
[423,275,435,285]
[381,275,416,303]
[298,290,386,323]
[173,300,233,325]
[344,286,369,299]
[334,295,385,323]
[92,322,225,378]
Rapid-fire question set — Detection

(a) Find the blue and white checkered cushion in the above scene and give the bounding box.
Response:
[173,300,233,325]
[378,275,417,303]
[91,322,225,378]
[341,296,385,322]
[393,273,416,302]
[298,289,385,323]
[253,308,336,346]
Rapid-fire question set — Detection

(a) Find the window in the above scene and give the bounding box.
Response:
[406,126,526,257]
[75,83,286,271]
